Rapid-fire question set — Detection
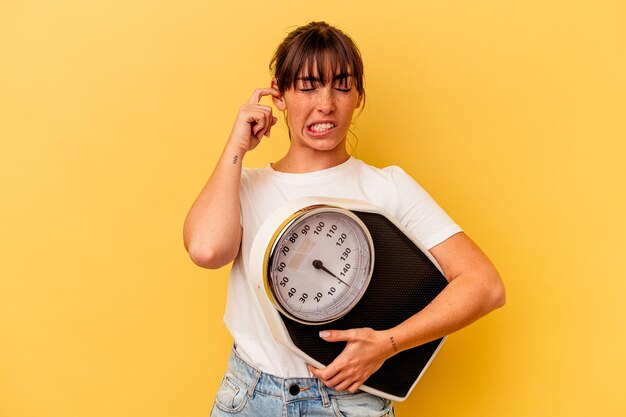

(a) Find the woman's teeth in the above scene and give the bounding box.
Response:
[309,123,335,132]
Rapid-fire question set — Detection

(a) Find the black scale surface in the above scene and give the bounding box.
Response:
[278,211,448,399]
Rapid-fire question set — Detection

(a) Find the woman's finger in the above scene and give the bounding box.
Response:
[264,116,278,138]
[263,112,279,138]
[247,114,266,137]
[346,381,361,393]
[242,105,272,124]
[325,371,357,391]
[258,108,277,138]
[247,87,281,105]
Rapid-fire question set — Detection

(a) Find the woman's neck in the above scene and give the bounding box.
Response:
[271,147,350,174]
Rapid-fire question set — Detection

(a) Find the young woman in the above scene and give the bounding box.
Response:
[184,21,505,417]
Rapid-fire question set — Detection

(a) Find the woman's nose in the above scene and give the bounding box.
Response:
[316,87,335,113]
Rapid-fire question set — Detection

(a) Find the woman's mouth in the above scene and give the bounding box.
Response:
[307,122,336,135]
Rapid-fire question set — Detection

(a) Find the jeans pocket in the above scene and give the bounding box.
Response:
[214,372,249,414]
[331,392,393,417]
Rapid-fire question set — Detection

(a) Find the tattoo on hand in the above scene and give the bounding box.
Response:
[389,336,398,353]
[233,155,238,164]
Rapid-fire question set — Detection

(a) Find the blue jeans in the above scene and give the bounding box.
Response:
[210,346,395,417]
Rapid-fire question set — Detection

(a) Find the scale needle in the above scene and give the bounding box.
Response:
[312,260,350,287]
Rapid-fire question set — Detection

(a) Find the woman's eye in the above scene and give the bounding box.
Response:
[296,80,317,91]
[333,79,352,92]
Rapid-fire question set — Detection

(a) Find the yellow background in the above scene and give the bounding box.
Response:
[1,1,624,416]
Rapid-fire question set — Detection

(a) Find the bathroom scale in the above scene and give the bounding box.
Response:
[248,197,448,401]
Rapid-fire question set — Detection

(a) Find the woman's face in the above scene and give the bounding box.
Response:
[278,65,362,155]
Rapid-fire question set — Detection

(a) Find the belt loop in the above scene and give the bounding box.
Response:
[248,369,261,399]
[317,379,330,407]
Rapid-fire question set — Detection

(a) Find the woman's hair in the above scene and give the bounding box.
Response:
[270,22,365,101]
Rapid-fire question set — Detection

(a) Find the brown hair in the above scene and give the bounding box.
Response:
[270,22,365,102]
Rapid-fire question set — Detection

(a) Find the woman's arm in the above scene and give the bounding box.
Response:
[183,88,280,269]
[308,232,506,392]
[386,231,505,348]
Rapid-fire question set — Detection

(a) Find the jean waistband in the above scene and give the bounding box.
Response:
[228,345,355,402]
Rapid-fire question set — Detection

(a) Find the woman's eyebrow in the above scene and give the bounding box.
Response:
[295,73,352,83]
[296,76,321,82]
[332,73,352,81]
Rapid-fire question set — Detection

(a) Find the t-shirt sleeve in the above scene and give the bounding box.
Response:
[390,166,462,249]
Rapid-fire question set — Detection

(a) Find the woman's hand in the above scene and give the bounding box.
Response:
[307,328,394,393]
[228,87,281,154]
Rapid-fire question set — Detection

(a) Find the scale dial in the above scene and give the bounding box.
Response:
[266,206,374,324]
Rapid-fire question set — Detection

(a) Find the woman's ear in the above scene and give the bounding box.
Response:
[271,78,286,111]
[356,92,363,109]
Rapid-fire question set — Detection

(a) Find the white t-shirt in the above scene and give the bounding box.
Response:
[223,157,462,378]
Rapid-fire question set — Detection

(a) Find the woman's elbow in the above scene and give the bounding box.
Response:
[488,272,506,310]
[186,242,237,269]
